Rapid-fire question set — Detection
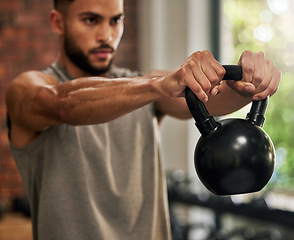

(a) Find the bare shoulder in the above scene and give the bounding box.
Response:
[6,70,58,108]
[6,71,61,147]
[11,70,58,87]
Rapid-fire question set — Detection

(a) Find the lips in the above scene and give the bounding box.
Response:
[93,48,113,59]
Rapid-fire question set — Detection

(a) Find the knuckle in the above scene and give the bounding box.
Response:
[219,67,226,76]
[188,58,197,68]
[265,58,273,67]
[192,51,201,58]
[242,50,251,57]
[265,59,276,71]
[202,50,212,56]
[202,81,212,92]
[268,58,273,64]
[210,75,219,85]
[253,73,263,84]
[216,67,226,79]
[257,51,265,59]
[193,51,204,61]
[243,65,254,74]
[192,85,202,94]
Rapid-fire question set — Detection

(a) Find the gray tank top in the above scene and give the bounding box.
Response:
[10,62,171,240]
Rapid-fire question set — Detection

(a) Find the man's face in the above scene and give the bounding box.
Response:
[62,0,124,75]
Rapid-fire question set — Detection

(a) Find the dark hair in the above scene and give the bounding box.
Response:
[53,0,75,10]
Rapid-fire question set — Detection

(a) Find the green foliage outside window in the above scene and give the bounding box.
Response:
[223,0,294,190]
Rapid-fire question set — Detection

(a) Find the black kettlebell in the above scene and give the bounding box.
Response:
[185,65,275,195]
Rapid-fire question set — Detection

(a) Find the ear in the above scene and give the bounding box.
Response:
[50,10,64,35]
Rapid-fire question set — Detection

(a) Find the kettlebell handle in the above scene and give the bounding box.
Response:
[185,65,269,136]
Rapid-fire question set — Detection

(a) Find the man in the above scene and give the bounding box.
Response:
[5,0,281,239]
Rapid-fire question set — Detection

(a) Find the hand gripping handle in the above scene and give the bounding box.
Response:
[185,65,268,136]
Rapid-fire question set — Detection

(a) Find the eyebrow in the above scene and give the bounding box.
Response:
[78,12,124,20]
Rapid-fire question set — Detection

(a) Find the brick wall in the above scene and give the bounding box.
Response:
[0,0,138,201]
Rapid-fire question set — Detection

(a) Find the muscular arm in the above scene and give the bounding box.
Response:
[7,71,162,127]
[54,76,161,125]
[6,51,280,147]
[6,71,164,147]
[5,50,223,138]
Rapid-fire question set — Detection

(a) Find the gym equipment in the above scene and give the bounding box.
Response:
[185,65,275,195]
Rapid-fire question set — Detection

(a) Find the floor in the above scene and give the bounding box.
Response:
[0,213,32,240]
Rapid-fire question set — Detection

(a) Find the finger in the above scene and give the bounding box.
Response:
[252,52,266,87]
[254,61,272,94]
[210,85,220,96]
[190,51,223,89]
[185,73,209,102]
[202,50,226,82]
[253,60,280,99]
[180,63,209,102]
[239,51,254,83]
[186,50,225,101]
[226,81,255,95]
[253,84,272,100]
[187,56,212,94]
[253,67,281,100]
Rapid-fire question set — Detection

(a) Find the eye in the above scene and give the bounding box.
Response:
[110,15,124,26]
[84,17,98,25]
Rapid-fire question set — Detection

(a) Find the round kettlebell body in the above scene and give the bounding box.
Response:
[195,118,275,195]
[185,65,276,195]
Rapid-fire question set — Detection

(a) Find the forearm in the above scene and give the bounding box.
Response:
[155,86,251,120]
[205,83,252,116]
[57,76,161,125]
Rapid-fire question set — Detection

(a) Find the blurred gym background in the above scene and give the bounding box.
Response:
[1,0,294,239]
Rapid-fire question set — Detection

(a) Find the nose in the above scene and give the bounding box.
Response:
[96,23,113,43]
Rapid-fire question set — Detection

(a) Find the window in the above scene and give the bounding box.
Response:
[222,0,294,190]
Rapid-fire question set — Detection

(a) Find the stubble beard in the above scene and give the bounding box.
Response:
[63,31,113,76]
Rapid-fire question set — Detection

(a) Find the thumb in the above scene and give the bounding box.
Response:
[226,81,255,95]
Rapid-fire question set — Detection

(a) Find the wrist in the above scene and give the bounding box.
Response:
[149,75,169,99]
